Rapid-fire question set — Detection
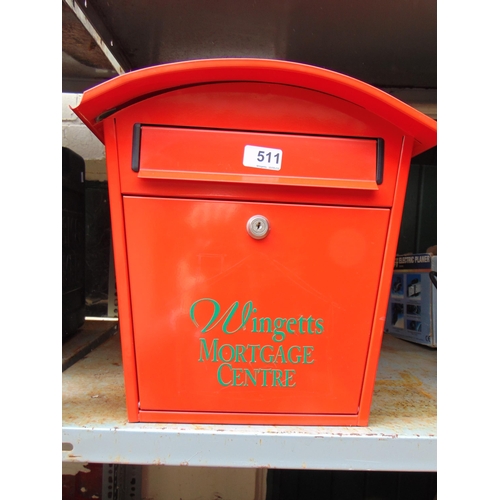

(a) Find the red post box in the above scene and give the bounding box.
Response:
[73,58,436,425]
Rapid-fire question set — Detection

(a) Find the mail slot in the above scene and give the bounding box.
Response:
[135,126,382,189]
[73,58,437,425]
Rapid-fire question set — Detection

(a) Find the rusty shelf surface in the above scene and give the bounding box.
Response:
[62,327,436,471]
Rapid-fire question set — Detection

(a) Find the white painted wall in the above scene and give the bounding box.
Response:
[62,93,107,181]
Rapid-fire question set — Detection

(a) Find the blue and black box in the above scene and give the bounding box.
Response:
[384,253,437,347]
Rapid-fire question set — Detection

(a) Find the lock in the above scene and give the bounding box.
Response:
[247,215,270,239]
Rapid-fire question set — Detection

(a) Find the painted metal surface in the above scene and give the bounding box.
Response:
[62,333,436,471]
[72,59,437,155]
[137,126,380,190]
[124,197,389,422]
[111,80,407,209]
[72,59,437,425]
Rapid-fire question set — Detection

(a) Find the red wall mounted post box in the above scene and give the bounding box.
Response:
[73,59,436,425]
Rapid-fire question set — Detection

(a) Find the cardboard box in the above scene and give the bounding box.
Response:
[384,253,437,347]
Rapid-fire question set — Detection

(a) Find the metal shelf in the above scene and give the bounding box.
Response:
[62,324,436,471]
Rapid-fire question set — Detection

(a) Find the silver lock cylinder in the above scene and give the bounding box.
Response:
[247,215,270,239]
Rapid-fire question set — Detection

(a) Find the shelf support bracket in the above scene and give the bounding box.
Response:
[63,0,130,75]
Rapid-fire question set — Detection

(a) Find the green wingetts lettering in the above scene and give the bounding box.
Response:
[190,298,324,343]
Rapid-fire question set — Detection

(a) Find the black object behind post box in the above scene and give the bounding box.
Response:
[62,147,86,339]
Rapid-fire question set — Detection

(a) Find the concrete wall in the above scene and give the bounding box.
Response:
[62,93,107,181]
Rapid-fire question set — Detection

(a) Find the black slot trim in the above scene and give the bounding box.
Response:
[376,138,384,185]
[131,123,142,172]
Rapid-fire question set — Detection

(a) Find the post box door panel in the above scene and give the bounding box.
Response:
[123,197,390,415]
[135,125,382,190]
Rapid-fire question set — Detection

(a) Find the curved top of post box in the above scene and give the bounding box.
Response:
[73,58,437,157]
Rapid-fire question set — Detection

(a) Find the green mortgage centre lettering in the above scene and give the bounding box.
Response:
[191,298,324,388]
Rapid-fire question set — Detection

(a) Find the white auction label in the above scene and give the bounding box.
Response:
[243,145,282,171]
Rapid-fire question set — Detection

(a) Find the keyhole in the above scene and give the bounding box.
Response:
[247,215,270,239]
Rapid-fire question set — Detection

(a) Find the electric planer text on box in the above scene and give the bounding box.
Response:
[73,58,437,426]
